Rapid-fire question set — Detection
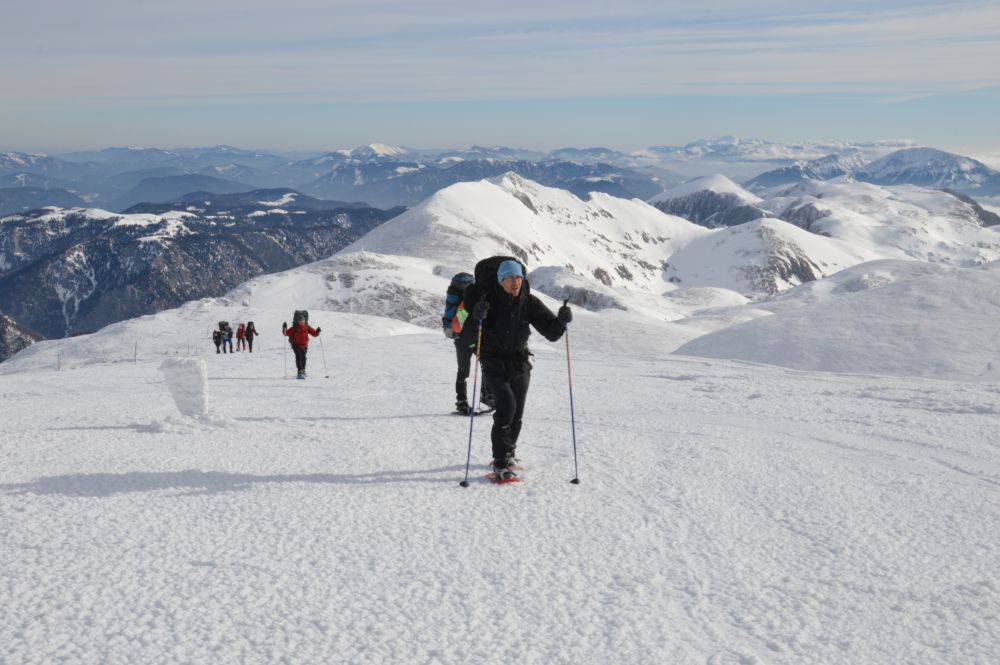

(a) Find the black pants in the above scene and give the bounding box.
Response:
[482,361,531,464]
[246,336,254,353]
[214,342,221,354]
[455,342,495,408]
[454,342,473,402]
[292,345,308,372]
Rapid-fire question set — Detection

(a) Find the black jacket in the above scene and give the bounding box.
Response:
[460,279,565,363]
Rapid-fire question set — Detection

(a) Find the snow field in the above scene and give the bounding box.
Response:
[2,323,999,664]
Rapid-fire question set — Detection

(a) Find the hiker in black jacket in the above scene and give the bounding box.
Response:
[459,256,572,480]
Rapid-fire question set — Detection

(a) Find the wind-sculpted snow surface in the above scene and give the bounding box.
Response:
[675,260,1000,380]
[1,316,998,664]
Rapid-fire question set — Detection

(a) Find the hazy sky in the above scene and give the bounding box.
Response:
[3,0,999,155]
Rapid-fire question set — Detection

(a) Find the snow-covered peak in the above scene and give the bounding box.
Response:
[861,147,995,187]
[341,173,709,293]
[764,179,1000,266]
[803,153,869,178]
[336,144,411,162]
[650,174,762,204]
[665,217,866,294]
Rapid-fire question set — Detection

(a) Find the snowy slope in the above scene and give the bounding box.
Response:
[664,218,868,293]
[764,179,1000,265]
[2,299,999,664]
[3,163,1000,664]
[675,260,1000,380]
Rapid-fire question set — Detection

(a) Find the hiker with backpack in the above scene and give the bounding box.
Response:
[442,272,494,415]
[212,329,223,354]
[236,323,247,351]
[218,322,234,353]
[282,310,320,379]
[244,321,258,353]
[458,256,572,481]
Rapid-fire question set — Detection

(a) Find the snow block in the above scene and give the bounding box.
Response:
[159,358,210,419]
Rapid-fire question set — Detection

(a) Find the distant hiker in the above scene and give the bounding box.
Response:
[236,323,247,351]
[218,321,234,353]
[282,310,320,379]
[245,321,258,353]
[212,329,223,354]
[442,272,494,415]
[458,256,572,480]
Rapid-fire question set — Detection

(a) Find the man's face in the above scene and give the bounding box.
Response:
[501,275,523,296]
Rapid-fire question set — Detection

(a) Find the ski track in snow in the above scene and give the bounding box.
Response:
[2,332,999,664]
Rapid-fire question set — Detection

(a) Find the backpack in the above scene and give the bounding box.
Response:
[443,272,474,335]
[246,321,256,334]
[293,310,309,325]
[218,320,229,332]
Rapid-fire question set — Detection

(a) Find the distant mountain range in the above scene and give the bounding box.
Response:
[4,140,999,216]
[339,172,999,304]
[0,190,401,340]
[1,144,680,212]
[745,148,1000,197]
[4,154,1000,362]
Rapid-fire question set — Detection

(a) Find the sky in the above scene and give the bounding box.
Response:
[2,0,999,155]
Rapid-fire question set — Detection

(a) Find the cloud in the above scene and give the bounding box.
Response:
[1,1,998,108]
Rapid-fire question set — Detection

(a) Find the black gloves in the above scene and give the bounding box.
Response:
[315,327,322,333]
[473,300,490,321]
[558,303,573,324]
[282,322,287,331]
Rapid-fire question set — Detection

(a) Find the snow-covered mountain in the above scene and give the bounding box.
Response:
[664,218,867,293]
[343,172,708,294]
[746,147,1000,198]
[743,154,869,191]
[654,176,1000,271]
[0,197,398,339]
[542,147,632,164]
[649,175,771,228]
[762,179,1000,265]
[0,311,41,361]
[646,136,912,163]
[860,147,998,192]
[334,143,415,162]
[301,158,668,209]
[430,145,547,163]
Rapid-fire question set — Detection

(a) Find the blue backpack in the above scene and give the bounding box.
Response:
[442,272,474,337]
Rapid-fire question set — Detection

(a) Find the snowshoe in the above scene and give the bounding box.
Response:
[487,465,520,484]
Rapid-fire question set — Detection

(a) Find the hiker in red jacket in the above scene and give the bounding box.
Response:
[282,317,320,379]
[236,323,247,351]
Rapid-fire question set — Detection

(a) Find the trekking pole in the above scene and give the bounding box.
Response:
[283,330,288,379]
[459,321,485,487]
[318,333,330,379]
[563,300,580,485]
